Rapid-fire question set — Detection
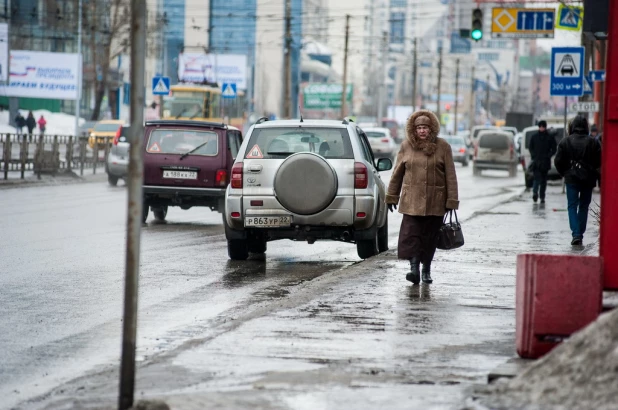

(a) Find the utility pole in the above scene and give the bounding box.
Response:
[283,0,292,118]
[377,31,388,120]
[454,58,460,135]
[74,0,82,136]
[118,0,146,408]
[468,65,476,128]
[340,14,350,119]
[485,74,491,121]
[436,47,443,120]
[412,37,417,113]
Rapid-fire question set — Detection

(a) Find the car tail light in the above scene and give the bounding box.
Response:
[356,212,366,218]
[381,138,390,143]
[113,126,122,145]
[231,162,243,189]
[474,144,478,159]
[510,145,514,160]
[231,212,241,218]
[215,169,228,187]
[459,147,466,154]
[250,200,263,206]
[354,162,368,189]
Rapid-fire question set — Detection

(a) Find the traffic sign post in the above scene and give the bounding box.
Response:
[569,101,599,112]
[221,82,237,99]
[492,8,554,38]
[550,46,585,97]
[555,4,584,31]
[583,74,593,96]
[152,76,170,96]
[590,70,606,82]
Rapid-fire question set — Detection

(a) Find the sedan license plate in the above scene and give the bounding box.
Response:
[244,215,292,228]
[163,170,197,179]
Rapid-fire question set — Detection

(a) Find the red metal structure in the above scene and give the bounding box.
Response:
[601,0,618,289]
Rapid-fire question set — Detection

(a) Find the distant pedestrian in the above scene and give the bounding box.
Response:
[14,112,26,136]
[37,115,47,136]
[26,111,36,140]
[386,110,459,284]
[554,115,601,246]
[529,120,557,204]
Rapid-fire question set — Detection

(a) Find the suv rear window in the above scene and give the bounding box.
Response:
[95,123,122,132]
[246,127,354,159]
[146,129,219,155]
[366,131,389,139]
[479,134,510,149]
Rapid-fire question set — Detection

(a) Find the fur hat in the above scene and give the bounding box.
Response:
[414,115,432,127]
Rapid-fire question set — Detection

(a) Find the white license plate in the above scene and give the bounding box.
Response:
[163,170,197,179]
[244,215,292,228]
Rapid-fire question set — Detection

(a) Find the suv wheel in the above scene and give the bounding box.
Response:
[357,232,379,259]
[108,174,119,186]
[153,206,168,221]
[473,163,481,176]
[509,164,518,178]
[228,239,249,260]
[378,214,389,253]
[248,236,267,254]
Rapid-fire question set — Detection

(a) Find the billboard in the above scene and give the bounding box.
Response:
[177,53,248,89]
[0,23,7,82]
[302,83,353,110]
[0,51,81,100]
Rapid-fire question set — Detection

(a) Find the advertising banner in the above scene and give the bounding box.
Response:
[0,23,7,82]
[177,53,248,89]
[0,51,81,100]
[302,83,353,110]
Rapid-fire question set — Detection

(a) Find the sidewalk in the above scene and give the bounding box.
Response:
[0,169,108,189]
[27,183,605,410]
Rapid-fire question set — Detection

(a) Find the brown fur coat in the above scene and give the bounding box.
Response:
[386,110,459,216]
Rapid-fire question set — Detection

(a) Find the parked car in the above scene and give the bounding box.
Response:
[362,127,397,160]
[473,130,519,177]
[142,120,243,223]
[88,120,125,149]
[443,135,469,166]
[106,125,130,186]
[381,118,402,143]
[224,118,392,261]
[520,124,565,188]
[79,120,97,138]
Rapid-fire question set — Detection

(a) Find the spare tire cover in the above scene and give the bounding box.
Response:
[274,153,338,215]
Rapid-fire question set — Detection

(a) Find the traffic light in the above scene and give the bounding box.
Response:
[471,8,483,41]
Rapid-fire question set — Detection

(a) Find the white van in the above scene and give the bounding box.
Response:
[473,130,519,177]
[520,124,566,188]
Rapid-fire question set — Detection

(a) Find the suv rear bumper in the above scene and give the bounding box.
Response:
[144,185,226,197]
[144,185,226,211]
[474,160,516,170]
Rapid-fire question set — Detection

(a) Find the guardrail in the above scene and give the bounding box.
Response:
[0,134,114,180]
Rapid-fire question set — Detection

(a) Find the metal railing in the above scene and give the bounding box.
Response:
[0,133,114,180]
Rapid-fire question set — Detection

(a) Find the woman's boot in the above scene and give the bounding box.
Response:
[421,263,433,284]
[406,257,421,284]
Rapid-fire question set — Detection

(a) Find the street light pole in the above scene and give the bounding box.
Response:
[74,0,82,136]
[454,58,460,134]
[340,14,350,119]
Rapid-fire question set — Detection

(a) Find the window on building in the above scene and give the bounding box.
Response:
[478,52,500,62]
[390,12,405,44]
[390,0,407,7]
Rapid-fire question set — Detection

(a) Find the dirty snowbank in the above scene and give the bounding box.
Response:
[471,308,618,410]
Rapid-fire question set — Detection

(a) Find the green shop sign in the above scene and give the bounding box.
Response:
[303,83,353,110]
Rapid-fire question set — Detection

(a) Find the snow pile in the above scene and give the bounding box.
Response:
[479,308,618,410]
[0,110,85,135]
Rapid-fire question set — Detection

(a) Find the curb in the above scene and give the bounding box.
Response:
[0,171,108,189]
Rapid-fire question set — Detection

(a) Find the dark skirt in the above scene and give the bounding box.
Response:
[398,214,444,263]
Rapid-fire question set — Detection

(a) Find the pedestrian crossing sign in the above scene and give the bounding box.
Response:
[556,4,583,31]
[152,76,170,95]
[222,83,237,99]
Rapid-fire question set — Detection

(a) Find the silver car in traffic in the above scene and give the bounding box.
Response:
[224,118,392,260]
[106,125,130,186]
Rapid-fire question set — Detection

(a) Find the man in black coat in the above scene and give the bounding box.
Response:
[554,115,602,246]
[529,120,557,203]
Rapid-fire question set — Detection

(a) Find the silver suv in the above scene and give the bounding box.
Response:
[224,118,393,260]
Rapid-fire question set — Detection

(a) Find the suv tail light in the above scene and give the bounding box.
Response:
[510,144,514,160]
[113,126,122,145]
[381,138,390,143]
[474,143,478,159]
[231,162,243,189]
[215,169,228,187]
[459,147,466,154]
[354,162,368,189]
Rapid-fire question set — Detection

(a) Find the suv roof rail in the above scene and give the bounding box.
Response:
[144,120,228,129]
[255,116,269,125]
[342,118,348,124]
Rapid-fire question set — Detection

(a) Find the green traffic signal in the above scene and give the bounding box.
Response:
[471,29,483,41]
[471,8,483,42]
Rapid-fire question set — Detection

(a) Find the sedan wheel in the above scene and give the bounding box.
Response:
[153,206,168,221]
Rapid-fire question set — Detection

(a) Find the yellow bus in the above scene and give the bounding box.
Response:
[162,84,247,129]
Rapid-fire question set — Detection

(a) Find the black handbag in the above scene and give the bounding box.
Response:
[437,210,464,250]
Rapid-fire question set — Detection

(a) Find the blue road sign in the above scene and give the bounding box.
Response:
[152,76,170,95]
[590,70,606,82]
[583,74,593,96]
[550,47,584,97]
[516,10,554,31]
[221,82,237,99]
[556,5,583,31]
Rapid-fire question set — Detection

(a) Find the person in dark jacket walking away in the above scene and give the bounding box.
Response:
[386,110,459,284]
[554,115,602,246]
[14,112,26,136]
[26,111,36,140]
[529,120,557,203]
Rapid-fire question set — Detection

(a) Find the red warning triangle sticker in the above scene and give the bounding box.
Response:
[246,144,263,159]
[148,142,161,152]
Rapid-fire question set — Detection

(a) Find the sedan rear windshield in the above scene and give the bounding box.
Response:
[146,129,218,155]
[479,134,510,149]
[365,131,389,139]
[444,137,465,146]
[245,127,354,159]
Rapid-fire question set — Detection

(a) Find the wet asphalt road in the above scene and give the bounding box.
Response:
[0,165,541,409]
